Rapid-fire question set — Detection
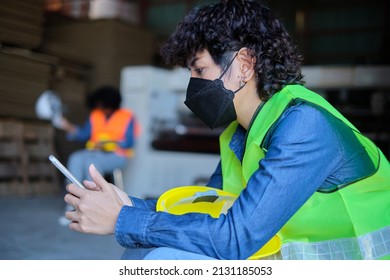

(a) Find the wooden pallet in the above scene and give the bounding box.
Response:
[0,119,61,197]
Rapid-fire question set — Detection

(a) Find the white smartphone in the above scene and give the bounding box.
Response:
[49,154,85,189]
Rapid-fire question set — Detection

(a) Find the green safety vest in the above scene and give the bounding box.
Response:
[220,84,390,260]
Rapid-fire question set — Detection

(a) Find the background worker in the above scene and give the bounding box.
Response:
[62,0,390,259]
[60,85,140,183]
[58,85,140,225]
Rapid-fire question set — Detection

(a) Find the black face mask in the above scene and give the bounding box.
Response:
[184,54,246,129]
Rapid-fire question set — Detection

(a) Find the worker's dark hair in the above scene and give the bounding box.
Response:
[160,0,304,100]
[87,85,122,110]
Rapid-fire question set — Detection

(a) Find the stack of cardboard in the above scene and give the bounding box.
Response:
[0,47,92,168]
[0,0,97,195]
[42,19,156,88]
[0,0,45,49]
[0,47,91,141]
[0,49,55,120]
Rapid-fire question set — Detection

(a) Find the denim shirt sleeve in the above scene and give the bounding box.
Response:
[115,103,345,259]
[130,197,157,211]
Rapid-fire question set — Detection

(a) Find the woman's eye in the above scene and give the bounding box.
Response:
[194,68,204,75]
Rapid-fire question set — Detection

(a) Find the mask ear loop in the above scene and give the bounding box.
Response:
[218,52,239,79]
[233,80,247,94]
[218,52,247,94]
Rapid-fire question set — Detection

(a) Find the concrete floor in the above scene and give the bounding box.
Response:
[0,194,125,260]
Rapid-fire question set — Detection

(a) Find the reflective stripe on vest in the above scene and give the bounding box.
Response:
[219,84,390,260]
[279,225,390,260]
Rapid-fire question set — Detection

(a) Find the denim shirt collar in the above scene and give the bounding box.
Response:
[229,125,246,160]
[229,101,266,161]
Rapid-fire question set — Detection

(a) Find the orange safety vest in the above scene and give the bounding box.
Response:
[87,108,140,157]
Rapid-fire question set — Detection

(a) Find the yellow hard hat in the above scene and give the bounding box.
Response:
[157,186,281,259]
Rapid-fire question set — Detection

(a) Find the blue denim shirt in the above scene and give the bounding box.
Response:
[115,100,375,259]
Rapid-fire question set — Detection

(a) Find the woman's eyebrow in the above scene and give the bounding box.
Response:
[187,56,200,68]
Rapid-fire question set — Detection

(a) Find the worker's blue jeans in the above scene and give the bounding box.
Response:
[67,149,127,183]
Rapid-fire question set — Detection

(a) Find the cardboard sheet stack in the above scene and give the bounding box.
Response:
[0,0,50,120]
[0,0,45,49]
[42,19,156,88]
[0,49,54,120]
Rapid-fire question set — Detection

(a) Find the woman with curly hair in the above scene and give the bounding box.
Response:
[63,0,390,260]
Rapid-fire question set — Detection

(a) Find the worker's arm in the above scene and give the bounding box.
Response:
[65,118,92,142]
[118,118,135,149]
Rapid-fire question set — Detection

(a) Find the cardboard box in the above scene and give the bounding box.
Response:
[0,0,45,49]
[0,50,53,120]
[42,19,156,88]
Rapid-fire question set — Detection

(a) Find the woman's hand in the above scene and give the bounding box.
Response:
[64,164,131,235]
[83,175,133,207]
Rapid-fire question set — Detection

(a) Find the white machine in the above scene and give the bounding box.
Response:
[120,66,220,199]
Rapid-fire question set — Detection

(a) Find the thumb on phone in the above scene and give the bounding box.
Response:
[88,164,110,191]
[88,163,132,206]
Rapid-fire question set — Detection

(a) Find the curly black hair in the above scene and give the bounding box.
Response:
[160,0,304,100]
[86,85,122,110]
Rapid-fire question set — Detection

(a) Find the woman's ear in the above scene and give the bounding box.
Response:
[237,48,256,82]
